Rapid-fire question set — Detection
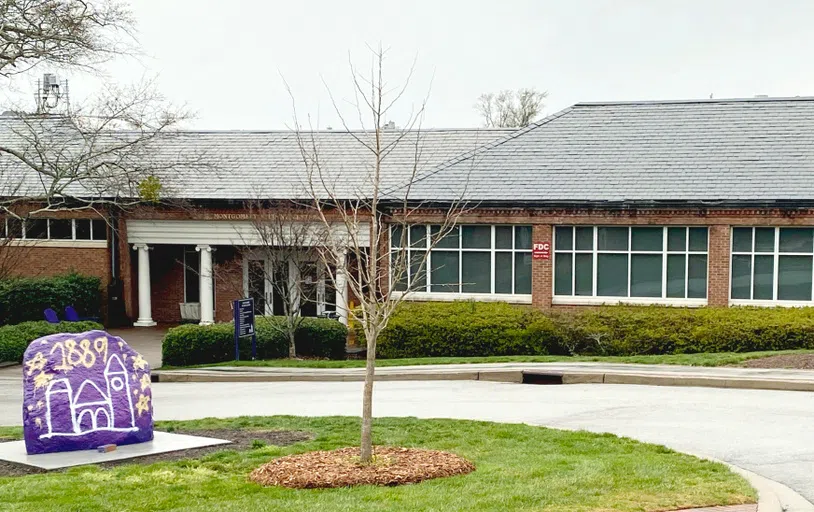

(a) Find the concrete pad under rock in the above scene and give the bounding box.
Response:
[0,431,230,470]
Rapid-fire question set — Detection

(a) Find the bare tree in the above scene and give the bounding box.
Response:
[0,0,196,241]
[288,46,470,463]
[0,80,193,218]
[0,0,134,76]
[475,88,547,127]
[242,202,328,358]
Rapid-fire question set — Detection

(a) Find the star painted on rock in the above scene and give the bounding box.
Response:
[27,404,33,412]
[133,388,139,396]
[36,400,43,410]
[135,394,151,417]
[132,354,147,371]
[33,371,54,390]
[25,352,47,376]
[140,373,151,392]
[34,417,42,428]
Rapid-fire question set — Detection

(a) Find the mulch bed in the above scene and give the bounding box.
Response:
[742,354,814,370]
[0,428,312,478]
[249,446,475,488]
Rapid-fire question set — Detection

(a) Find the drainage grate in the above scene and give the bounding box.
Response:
[522,373,563,385]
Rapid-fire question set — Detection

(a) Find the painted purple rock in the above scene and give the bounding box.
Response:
[22,330,154,455]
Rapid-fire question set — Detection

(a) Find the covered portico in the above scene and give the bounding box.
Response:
[125,219,362,327]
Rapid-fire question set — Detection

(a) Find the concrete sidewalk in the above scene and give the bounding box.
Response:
[155,361,814,392]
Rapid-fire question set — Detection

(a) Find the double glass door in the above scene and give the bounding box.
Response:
[246,255,335,318]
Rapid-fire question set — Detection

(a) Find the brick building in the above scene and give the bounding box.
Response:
[4,96,814,326]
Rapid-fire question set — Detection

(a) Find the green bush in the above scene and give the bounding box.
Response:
[373,302,564,359]
[0,320,104,363]
[0,273,102,326]
[162,316,348,366]
[369,302,814,358]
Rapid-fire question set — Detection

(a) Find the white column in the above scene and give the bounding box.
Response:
[133,244,156,327]
[197,245,214,325]
[335,250,349,326]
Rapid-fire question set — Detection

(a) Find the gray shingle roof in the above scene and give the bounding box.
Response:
[410,97,814,205]
[0,115,513,201]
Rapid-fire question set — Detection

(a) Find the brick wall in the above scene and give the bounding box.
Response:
[707,225,731,307]
[113,205,814,321]
[531,224,552,309]
[5,245,110,282]
[214,247,243,323]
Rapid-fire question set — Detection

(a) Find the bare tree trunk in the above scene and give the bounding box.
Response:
[360,327,377,462]
[288,328,297,359]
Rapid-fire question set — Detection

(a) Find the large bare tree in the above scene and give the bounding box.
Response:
[0,0,196,269]
[0,80,192,218]
[289,47,470,463]
[475,87,547,127]
[0,0,134,76]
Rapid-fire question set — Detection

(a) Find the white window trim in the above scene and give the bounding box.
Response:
[390,224,533,296]
[2,239,107,249]
[553,226,710,304]
[392,291,532,304]
[554,296,707,307]
[3,218,107,244]
[729,299,813,308]
[729,226,814,304]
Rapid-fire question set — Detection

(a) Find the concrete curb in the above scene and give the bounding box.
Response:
[154,367,814,392]
[709,460,813,512]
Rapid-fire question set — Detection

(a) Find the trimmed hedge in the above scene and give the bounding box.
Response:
[0,320,104,363]
[0,273,102,326]
[162,316,348,366]
[369,302,814,359]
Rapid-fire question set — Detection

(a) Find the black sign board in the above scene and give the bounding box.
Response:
[233,298,257,361]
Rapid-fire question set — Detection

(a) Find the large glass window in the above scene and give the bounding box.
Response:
[731,227,814,301]
[1,218,108,241]
[554,226,708,300]
[391,225,532,295]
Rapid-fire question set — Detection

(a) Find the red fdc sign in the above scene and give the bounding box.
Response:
[532,242,551,260]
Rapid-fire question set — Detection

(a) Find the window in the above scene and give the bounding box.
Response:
[731,227,814,302]
[391,224,533,295]
[0,218,108,241]
[554,226,708,300]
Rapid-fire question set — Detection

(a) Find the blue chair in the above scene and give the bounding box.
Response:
[43,308,59,324]
[64,306,80,322]
[64,306,99,323]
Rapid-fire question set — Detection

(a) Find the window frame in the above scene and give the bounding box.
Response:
[553,226,709,306]
[389,224,533,302]
[1,218,107,244]
[729,226,814,306]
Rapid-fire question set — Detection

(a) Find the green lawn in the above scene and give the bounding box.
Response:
[0,416,754,512]
[161,349,814,370]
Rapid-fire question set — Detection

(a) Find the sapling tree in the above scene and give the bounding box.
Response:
[290,46,471,463]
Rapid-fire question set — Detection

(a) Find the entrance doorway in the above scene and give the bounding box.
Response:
[244,254,336,318]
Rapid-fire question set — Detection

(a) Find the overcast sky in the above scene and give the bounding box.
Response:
[4,0,814,129]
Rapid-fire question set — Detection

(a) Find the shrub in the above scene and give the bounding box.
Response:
[371,302,814,359]
[0,273,102,326]
[374,302,564,359]
[162,316,348,366]
[0,320,104,363]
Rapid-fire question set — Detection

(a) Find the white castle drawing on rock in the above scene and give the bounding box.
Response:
[41,354,138,439]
